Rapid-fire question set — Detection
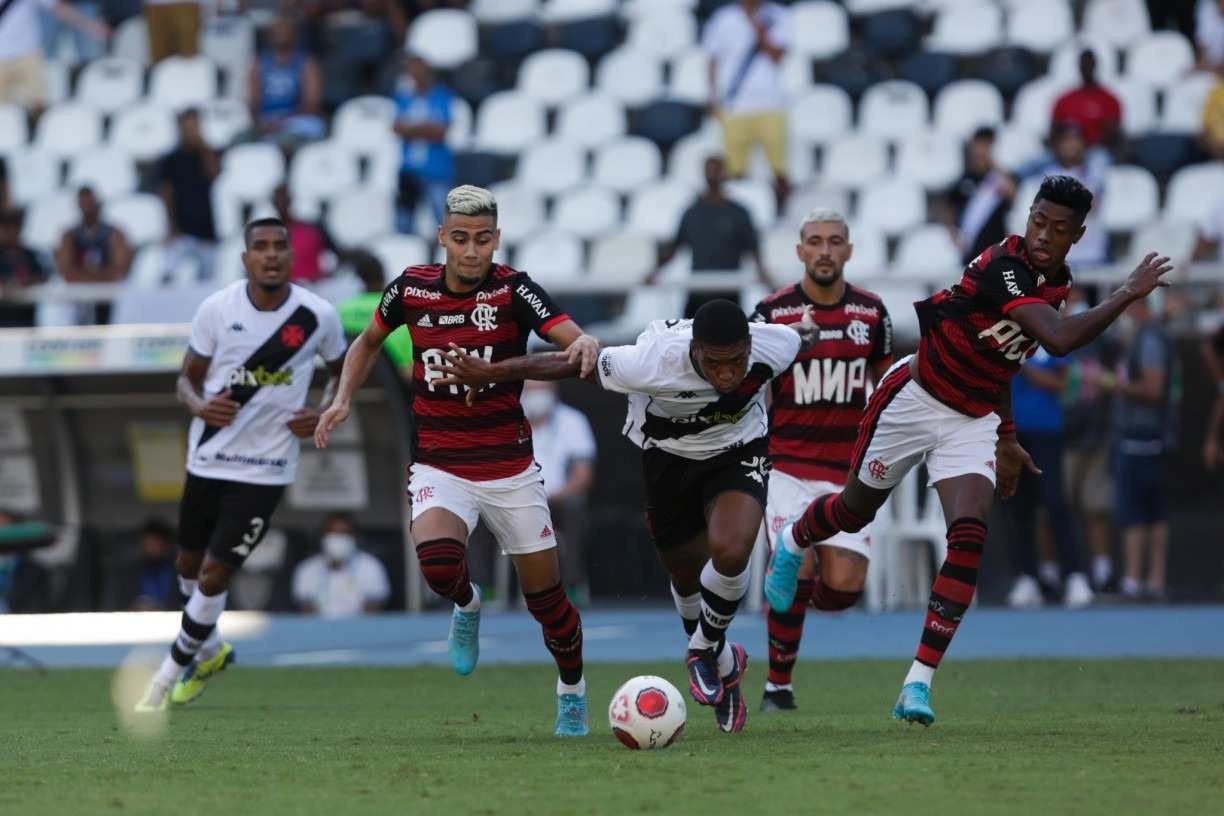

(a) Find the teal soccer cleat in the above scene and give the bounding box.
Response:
[554,691,589,737]
[892,681,935,726]
[448,605,480,676]
[764,523,803,613]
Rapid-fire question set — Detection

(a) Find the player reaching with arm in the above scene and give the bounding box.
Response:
[313,186,600,737]
[136,218,348,712]
[433,299,819,734]
[762,175,1173,725]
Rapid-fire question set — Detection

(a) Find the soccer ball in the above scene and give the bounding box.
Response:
[608,675,686,750]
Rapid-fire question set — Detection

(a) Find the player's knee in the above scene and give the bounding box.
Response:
[175,550,203,579]
[415,538,467,595]
[705,534,753,575]
[810,578,862,611]
[197,560,233,596]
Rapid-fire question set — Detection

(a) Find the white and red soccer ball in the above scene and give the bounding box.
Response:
[608,675,686,750]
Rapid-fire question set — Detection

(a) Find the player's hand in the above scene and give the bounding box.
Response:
[790,306,819,351]
[566,334,600,378]
[314,400,349,449]
[1121,252,1174,300]
[287,407,322,439]
[995,436,1040,500]
[432,342,496,393]
[198,389,240,428]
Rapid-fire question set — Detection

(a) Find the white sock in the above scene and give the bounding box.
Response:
[764,681,792,693]
[196,628,221,663]
[716,642,734,677]
[557,676,586,696]
[457,584,481,613]
[669,583,701,631]
[185,588,227,625]
[153,653,183,686]
[783,526,804,556]
[1038,561,1061,588]
[904,661,935,688]
[177,575,197,598]
[1092,555,1113,586]
[688,561,750,653]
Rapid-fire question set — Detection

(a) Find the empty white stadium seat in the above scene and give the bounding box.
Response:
[1165,163,1224,223]
[622,0,696,17]
[726,179,777,231]
[666,124,724,189]
[44,60,70,106]
[519,49,590,107]
[5,148,60,205]
[1109,79,1157,136]
[789,85,853,146]
[844,222,887,276]
[926,3,1004,55]
[474,92,547,154]
[628,179,697,240]
[109,103,177,162]
[668,48,709,106]
[149,56,219,111]
[487,183,546,244]
[75,57,143,114]
[555,186,622,239]
[896,132,964,191]
[517,140,587,195]
[515,230,585,284]
[370,233,430,277]
[34,103,101,158]
[220,143,286,199]
[791,1,850,60]
[104,194,168,247]
[780,52,816,96]
[859,80,930,141]
[542,0,617,23]
[627,8,696,59]
[894,225,962,281]
[1006,0,1074,53]
[289,141,361,218]
[871,281,926,338]
[934,80,1004,139]
[210,191,272,242]
[472,0,538,24]
[0,105,28,153]
[747,140,816,187]
[783,185,851,229]
[993,125,1045,171]
[1100,165,1158,231]
[1161,72,1220,134]
[447,96,474,150]
[408,10,478,70]
[557,93,626,149]
[1010,76,1070,136]
[67,148,137,201]
[22,191,78,252]
[1127,219,1197,266]
[1007,177,1043,236]
[110,16,149,64]
[857,178,926,236]
[822,135,889,189]
[762,228,798,275]
[1126,32,1195,90]
[201,15,255,76]
[326,188,394,249]
[589,232,656,284]
[200,99,253,150]
[213,236,250,284]
[594,136,664,193]
[1083,0,1151,48]
[333,96,396,151]
[595,47,665,107]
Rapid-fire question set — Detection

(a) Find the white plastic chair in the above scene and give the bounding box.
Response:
[447,96,474,151]
[896,131,963,191]
[67,148,138,201]
[859,80,930,141]
[474,91,547,154]
[289,140,361,219]
[1127,219,1197,266]
[487,183,546,244]
[407,10,478,71]
[1006,0,1074,53]
[845,221,888,276]
[34,103,101,158]
[200,98,253,151]
[668,47,710,106]
[1165,163,1224,224]
[725,178,777,231]
[894,224,962,282]
[781,52,816,97]
[789,85,853,147]
[993,125,1045,172]
[626,8,696,59]
[1010,76,1071,136]
[1107,79,1157,136]
[666,123,724,189]
[926,3,1003,55]
[822,134,889,189]
[1161,72,1221,134]
[1100,165,1158,232]
[332,96,397,152]
[761,228,798,275]
[75,57,143,114]
[1126,32,1196,90]
[934,80,1005,140]
[4,148,60,205]
[472,0,538,23]
[627,179,697,241]
[783,184,851,229]
[219,143,286,200]
[1082,0,1151,48]
[542,0,617,22]
[554,186,622,239]
[149,56,219,112]
[326,188,395,249]
[0,105,28,153]
[556,93,626,149]
[595,47,665,107]
[857,178,925,236]
[593,136,663,193]
[589,231,656,285]
[108,103,177,162]
[370,233,431,277]
[21,191,78,252]
[110,16,149,65]
[515,230,584,285]
[201,15,255,77]
[791,1,849,60]
[873,467,948,611]
[104,193,169,247]
[868,280,926,340]
[518,49,590,107]
[516,140,587,195]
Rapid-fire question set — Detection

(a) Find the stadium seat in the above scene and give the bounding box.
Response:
[554,186,622,239]
[1110,80,1158,136]
[201,15,255,78]
[220,143,285,200]
[514,230,585,285]
[666,124,723,189]
[1006,177,1043,236]
[1049,39,1121,86]
[1132,134,1197,180]
[452,151,517,189]
[34,103,101,158]
[933,80,1005,139]
[448,97,475,151]
[858,80,930,141]
[926,3,1004,55]
[820,48,886,98]
[74,57,143,114]
[557,93,626,149]
[822,134,889,189]
[487,183,546,244]
[791,1,850,60]
[1126,32,1196,90]
[668,48,709,106]
[783,184,852,228]
[746,139,816,188]
[211,190,273,241]
[588,232,656,285]
[517,140,587,195]
[861,9,920,59]
[541,0,617,22]
[332,96,396,152]
[900,51,957,96]
[896,131,963,191]
[632,101,701,149]
[370,233,431,276]
[1165,163,1224,224]
[976,46,1040,97]
[289,141,362,219]
[108,103,177,163]
[149,56,219,111]
[44,59,70,107]
[486,20,546,62]
[472,0,538,24]
[845,0,912,13]
[780,52,816,96]
[594,136,664,193]
[1100,165,1158,232]
[408,10,478,70]
[870,280,926,338]
[627,179,697,241]
[1127,219,1197,266]
[67,148,137,202]
[893,224,962,281]
[200,98,253,151]
[1010,76,1069,136]
[626,8,696,60]
[762,228,798,275]
[474,92,547,154]
[518,49,590,107]
[1006,0,1074,53]
[104,193,169,247]
[127,244,181,288]
[1082,0,1151,48]
[557,17,621,60]
[621,0,695,16]
[326,188,395,249]
[110,15,149,64]
[1161,72,1221,134]
[21,191,78,252]
[213,235,251,284]
[857,178,925,236]
[844,221,887,276]
[726,179,777,231]
[789,85,853,147]
[5,148,60,206]
[0,105,27,153]
[595,47,665,107]
[993,125,1045,171]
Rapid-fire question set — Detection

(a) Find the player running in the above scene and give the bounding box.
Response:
[314,186,600,737]
[136,218,348,712]
[750,210,893,712]
[433,299,818,734]
[764,175,1174,725]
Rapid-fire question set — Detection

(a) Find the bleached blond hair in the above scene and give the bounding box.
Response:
[445,185,498,221]
[799,208,849,239]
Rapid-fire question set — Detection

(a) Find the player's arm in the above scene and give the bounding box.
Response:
[288,355,346,439]
[994,386,1039,500]
[433,346,583,394]
[1009,253,1173,357]
[542,318,600,379]
[177,348,239,428]
[869,307,895,381]
[314,317,391,448]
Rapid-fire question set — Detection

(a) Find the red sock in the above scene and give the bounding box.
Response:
[793,493,870,546]
[915,517,986,669]
[415,538,474,607]
[524,583,584,686]
[767,579,814,686]
[809,578,861,611]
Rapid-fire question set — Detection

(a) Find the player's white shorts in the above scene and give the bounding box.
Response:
[407,462,557,556]
[852,355,999,490]
[766,469,871,560]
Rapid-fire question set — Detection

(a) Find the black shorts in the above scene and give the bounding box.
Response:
[178,473,285,570]
[641,438,770,551]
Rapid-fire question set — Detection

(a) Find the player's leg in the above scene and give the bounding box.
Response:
[659,533,711,639]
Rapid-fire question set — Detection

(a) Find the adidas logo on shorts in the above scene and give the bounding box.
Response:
[417,314,433,328]
[540,525,553,539]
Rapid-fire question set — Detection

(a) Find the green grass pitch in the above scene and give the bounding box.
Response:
[3,660,1222,815]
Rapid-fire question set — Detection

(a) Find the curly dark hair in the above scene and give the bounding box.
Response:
[1033,174,1094,221]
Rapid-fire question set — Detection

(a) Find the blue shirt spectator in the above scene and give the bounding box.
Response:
[1012,348,1068,433]
[248,14,324,148]
[393,55,455,234]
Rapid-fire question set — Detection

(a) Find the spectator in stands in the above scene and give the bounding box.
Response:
[1051,50,1123,154]
[303,1,405,98]
[292,512,391,617]
[0,0,108,111]
[56,186,133,285]
[143,0,201,63]
[1028,123,1109,266]
[42,0,107,64]
[702,0,792,209]
[157,108,218,277]
[336,250,413,382]
[249,13,325,150]
[1201,316,1224,469]
[393,54,455,235]
[1196,0,1224,73]
[522,380,596,606]
[272,184,334,283]
[1200,72,1224,160]
[0,208,46,328]
[130,518,176,611]
[1109,293,1180,601]
[1194,194,1224,258]
[941,127,1016,265]
[647,155,770,318]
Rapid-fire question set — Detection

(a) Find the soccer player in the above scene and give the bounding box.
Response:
[135,218,348,711]
[432,299,818,734]
[314,185,600,737]
[764,175,1173,725]
[750,209,893,712]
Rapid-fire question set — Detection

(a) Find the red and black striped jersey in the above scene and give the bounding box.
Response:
[374,263,570,481]
[752,283,893,482]
[914,235,1072,418]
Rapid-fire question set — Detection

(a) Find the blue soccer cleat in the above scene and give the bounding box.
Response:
[554,691,589,737]
[764,523,803,613]
[448,605,480,676]
[892,681,935,726]
[686,648,725,706]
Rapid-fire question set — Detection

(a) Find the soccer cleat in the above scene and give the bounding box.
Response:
[685,648,724,706]
[892,681,935,726]
[170,642,235,705]
[554,691,589,737]
[448,605,481,676]
[1063,572,1094,609]
[760,687,797,712]
[133,682,169,713]
[1006,575,1043,609]
[764,523,803,613]
[714,643,748,733]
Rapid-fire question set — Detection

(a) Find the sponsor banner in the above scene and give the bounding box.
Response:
[0,326,193,376]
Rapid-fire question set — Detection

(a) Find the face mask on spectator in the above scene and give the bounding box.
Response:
[322,533,357,563]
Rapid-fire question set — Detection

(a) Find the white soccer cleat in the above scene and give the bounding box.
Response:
[1006,575,1043,609]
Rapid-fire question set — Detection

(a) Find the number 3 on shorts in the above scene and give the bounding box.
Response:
[233,517,264,557]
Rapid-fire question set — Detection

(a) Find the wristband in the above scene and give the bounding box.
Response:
[998,419,1016,437]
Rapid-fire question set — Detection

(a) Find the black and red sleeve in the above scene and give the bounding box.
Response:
[373,276,406,332]
[511,273,570,338]
[975,256,1044,314]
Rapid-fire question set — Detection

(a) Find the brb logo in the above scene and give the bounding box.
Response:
[471,303,498,331]
[867,458,888,480]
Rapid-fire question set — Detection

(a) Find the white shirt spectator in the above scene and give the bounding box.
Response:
[0,0,54,60]
[1199,195,1224,245]
[293,548,390,618]
[528,402,597,499]
[1197,0,1224,69]
[701,2,790,115]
